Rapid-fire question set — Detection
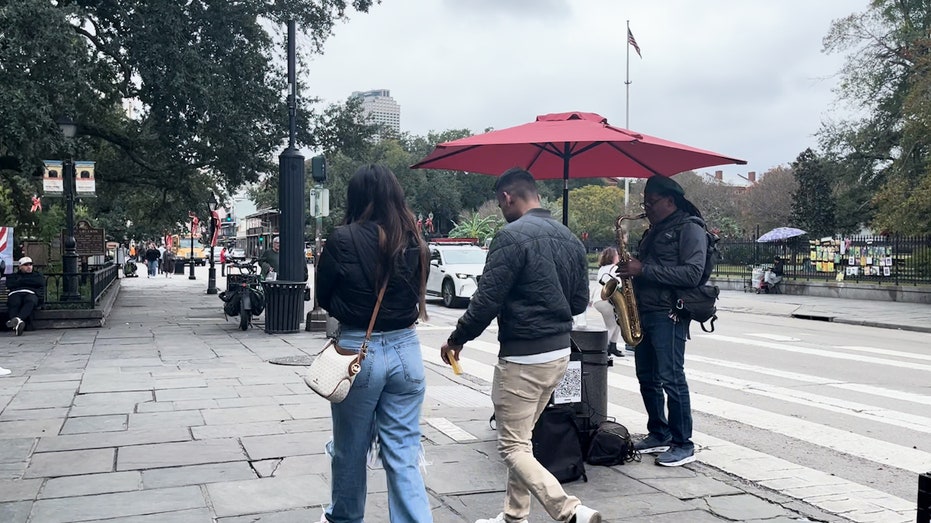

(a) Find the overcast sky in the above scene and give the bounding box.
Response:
[304,1,863,185]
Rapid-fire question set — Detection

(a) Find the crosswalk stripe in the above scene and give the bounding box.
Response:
[686,354,931,406]
[704,333,931,372]
[419,343,915,523]
[833,344,931,362]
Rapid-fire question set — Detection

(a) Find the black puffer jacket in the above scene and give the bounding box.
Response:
[317,222,425,332]
[633,210,707,312]
[6,270,46,304]
[449,208,589,357]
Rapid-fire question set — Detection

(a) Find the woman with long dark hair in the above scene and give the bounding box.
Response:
[314,164,432,523]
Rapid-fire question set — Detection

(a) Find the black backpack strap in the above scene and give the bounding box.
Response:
[700,315,717,333]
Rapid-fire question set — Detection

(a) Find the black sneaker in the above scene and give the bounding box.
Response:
[633,435,671,454]
[608,342,624,357]
[655,445,695,467]
[14,318,25,336]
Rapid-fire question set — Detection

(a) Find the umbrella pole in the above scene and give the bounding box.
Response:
[562,146,570,226]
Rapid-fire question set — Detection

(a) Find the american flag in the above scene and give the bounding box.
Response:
[628,27,642,58]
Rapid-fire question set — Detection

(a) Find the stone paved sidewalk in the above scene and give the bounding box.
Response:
[0,273,873,522]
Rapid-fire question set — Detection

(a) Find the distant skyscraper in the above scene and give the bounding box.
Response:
[351,89,401,136]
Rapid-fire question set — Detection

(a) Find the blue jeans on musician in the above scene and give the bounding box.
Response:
[147,260,158,276]
[325,326,431,523]
[634,311,693,451]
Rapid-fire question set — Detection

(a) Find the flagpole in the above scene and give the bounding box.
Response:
[624,19,631,211]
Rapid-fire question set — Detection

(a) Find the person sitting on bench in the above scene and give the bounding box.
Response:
[5,257,45,336]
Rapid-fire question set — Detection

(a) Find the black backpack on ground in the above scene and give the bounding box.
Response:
[531,405,587,483]
[585,420,637,467]
[672,216,721,332]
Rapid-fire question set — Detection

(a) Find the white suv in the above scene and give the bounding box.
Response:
[426,243,488,307]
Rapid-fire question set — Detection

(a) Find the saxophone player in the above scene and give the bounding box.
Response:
[615,175,708,467]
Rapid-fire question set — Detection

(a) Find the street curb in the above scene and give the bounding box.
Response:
[831,318,931,334]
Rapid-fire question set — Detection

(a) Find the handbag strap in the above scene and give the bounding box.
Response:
[355,282,388,364]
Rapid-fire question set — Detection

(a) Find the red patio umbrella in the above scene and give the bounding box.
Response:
[412,111,746,224]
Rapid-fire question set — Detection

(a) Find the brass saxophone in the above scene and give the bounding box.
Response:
[600,212,647,347]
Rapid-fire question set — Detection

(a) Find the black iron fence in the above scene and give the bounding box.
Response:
[43,263,120,308]
[713,234,931,286]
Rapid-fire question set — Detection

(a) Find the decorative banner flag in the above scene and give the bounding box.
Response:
[189,211,199,231]
[0,227,12,275]
[210,210,220,247]
[42,160,64,195]
[30,195,42,212]
[628,27,642,58]
[74,161,96,195]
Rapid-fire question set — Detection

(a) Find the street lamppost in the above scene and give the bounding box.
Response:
[57,116,81,301]
[206,197,218,295]
[188,216,197,280]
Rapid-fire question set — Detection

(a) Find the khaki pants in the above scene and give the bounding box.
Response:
[492,356,579,522]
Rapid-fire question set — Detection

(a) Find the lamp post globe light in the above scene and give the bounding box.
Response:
[56,115,81,301]
[206,197,218,295]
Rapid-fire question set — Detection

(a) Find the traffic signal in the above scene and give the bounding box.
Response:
[311,155,327,183]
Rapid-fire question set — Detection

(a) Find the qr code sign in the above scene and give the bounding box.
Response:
[552,360,582,404]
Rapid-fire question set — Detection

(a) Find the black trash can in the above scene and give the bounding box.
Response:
[263,280,304,334]
[570,327,612,432]
[174,259,186,275]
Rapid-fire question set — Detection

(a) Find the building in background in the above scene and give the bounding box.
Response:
[351,89,401,138]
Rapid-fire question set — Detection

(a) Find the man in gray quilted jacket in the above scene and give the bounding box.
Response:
[442,168,601,523]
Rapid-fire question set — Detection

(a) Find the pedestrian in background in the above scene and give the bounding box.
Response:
[5,257,45,336]
[312,164,432,523]
[616,175,706,467]
[442,168,602,523]
[219,247,227,276]
[161,248,174,278]
[592,247,624,357]
[144,242,160,278]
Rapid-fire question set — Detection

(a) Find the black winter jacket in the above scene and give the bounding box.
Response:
[6,270,46,304]
[317,222,425,332]
[633,210,708,312]
[449,208,589,357]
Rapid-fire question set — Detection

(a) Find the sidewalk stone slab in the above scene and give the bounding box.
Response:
[206,474,329,517]
[40,471,141,499]
[30,485,206,523]
[250,459,281,478]
[37,427,191,452]
[426,459,508,495]
[0,418,64,439]
[21,380,81,391]
[0,500,31,523]
[0,478,42,502]
[217,507,320,523]
[216,396,279,408]
[28,373,83,383]
[117,438,246,470]
[24,448,115,478]
[153,377,209,389]
[61,414,128,434]
[272,454,329,477]
[0,438,37,463]
[69,391,154,416]
[700,493,788,520]
[79,373,155,393]
[201,405,292,425]
[234,384,296,397]
[142,461,256,488]
[191,420,287,440]
[127,410,205,430]
[641,475,743,499]
[0,407,69,421]
[572,491,696,520]
[155,386,238,402]
[241,431,330,460]
[623,461,700,480]
[81,507,214,523]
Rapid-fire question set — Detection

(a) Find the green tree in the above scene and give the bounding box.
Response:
[738,166,799,237]
[820,0,931,232]
[0,0,375,236]
[790,149,836,237]
[559,185,625,246]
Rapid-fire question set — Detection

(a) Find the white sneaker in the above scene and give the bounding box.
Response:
[0,367,11,376]
[475,513,527,523]
[573,505,601,523]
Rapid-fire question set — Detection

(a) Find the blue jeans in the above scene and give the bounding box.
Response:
[634,311,693,450]
[147,260,158,276]
[325,326,431,523]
